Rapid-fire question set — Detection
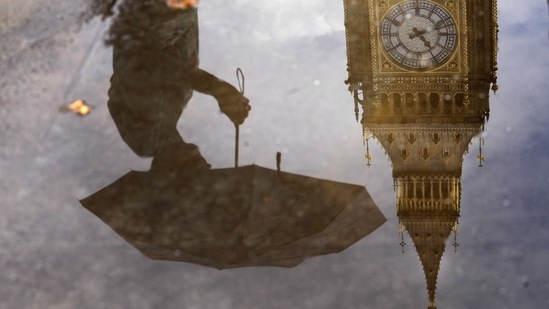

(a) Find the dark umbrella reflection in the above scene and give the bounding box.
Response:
[81,146,386,268]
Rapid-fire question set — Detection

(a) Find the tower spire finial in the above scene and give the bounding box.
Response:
[365,136,372,167]
[477,137,485,167]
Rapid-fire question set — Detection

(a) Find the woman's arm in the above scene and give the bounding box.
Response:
[186,68,251,125]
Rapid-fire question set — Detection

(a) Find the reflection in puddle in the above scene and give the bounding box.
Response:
[344,0,498,307]
[3,0,549,308]
[80,1,385,270]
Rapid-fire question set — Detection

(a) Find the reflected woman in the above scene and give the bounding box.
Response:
[103,0,250,161]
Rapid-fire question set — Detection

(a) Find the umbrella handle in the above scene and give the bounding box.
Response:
[234,68,245,168]
[236,68,245,95]
[235,124,239,168]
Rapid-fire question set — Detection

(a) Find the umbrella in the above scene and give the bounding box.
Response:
[81,154,386,269]
[83,66,385,268]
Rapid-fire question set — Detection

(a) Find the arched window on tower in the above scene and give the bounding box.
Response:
[400,148,408,160]
[421,148,430,160]
[443,93,452,113]
[441,180,449,199]
[380,93,390,114]
[394,93,402,115]
[405,93,415,114]
[455,93,465,114]
[408,133,416,144]
[454,133,462,144]
[442,148,451,157]
[430,93,440,114]
[433,133,440,144]
[387,133,395,144]
[418,93,428,114]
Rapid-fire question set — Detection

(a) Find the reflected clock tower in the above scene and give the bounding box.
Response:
[343,0,498,308]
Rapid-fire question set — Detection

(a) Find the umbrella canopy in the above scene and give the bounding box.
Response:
[81,164,386,269]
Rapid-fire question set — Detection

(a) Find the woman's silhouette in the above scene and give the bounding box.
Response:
[103,0,250,159]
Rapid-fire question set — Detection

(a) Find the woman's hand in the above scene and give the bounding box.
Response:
[212,81,251,126]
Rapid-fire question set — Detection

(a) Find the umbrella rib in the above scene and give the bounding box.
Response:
[272,206,349,249]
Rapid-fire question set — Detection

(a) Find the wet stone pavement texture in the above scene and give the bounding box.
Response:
[2,1,549,309]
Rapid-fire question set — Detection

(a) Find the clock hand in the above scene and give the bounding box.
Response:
[409,27,427,39]
[418,35,432,48]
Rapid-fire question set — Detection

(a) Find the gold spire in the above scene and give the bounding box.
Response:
[402,215,456,309]
[396,175,461,307]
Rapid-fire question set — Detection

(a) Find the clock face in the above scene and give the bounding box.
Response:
[380,0,457,70]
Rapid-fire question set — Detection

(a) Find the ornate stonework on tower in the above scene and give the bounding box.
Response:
[343,0,498,308]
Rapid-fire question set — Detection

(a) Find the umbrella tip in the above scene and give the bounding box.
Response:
[276,152,282,172]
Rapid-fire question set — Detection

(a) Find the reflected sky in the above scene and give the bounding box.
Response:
[1,0,549,308]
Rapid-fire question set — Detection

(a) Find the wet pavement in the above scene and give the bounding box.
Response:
[1,1,549,308]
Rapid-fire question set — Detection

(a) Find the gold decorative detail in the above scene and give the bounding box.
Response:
[461,0,468,73]
[400,148,409,160]
[369,0,378,78]
[373,94,380,105]
[445,0,455,10]
[379,1,387,10]
[421,148,430,160]
[408,133,416,145]
[491,0,499,93]
[376,83,467,92]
